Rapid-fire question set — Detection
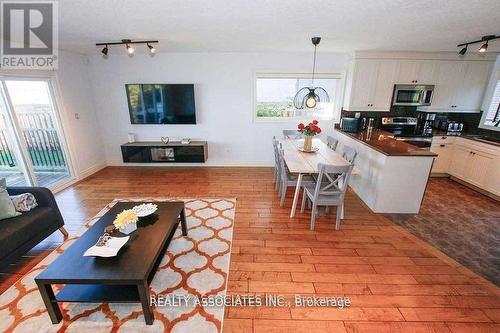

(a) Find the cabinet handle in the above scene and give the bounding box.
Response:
[441,136,446,139]
[440,144,445,147]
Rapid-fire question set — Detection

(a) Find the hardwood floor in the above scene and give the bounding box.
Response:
[1,166,499,333]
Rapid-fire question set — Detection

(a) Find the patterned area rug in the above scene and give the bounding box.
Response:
[0,198,236,332]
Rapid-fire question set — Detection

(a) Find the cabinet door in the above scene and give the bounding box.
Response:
[430,61,465,110]
[430,143,452,173]
[371,60,398,110]
[396,60,419,84]
[415,61,437,84]
[484,157,500,196]
[466,150,495,188]
[454,61,493,112]
[448,145,472,179]
[349,59,378,109]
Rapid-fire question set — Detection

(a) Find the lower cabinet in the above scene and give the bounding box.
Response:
[432,137,499,196]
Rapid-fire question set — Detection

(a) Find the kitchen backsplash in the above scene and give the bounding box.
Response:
[340,107,499,137]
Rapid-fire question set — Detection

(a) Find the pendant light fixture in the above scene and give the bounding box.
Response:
[293,37,330,109]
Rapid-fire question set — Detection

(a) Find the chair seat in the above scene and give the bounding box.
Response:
[302,182,343,205]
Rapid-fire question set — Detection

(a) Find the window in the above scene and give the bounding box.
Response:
[254,73,342,120]
[483,79,500,128]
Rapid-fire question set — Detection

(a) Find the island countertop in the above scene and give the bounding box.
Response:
[334,126,437,157]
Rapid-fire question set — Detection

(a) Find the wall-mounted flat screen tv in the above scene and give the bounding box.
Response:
[126,84,196,124]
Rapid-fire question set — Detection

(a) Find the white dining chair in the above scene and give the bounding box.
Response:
[282,130,304,139]
[272,136,281,191]
[277,145,313,207]
[300,163,354,230]
[342,145,357,164]
[326,136,339,151]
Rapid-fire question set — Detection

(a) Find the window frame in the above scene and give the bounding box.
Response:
[479,70,500,132]
[252,71,345,123]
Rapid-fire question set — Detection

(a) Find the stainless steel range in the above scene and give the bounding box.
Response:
[380,117,432,148]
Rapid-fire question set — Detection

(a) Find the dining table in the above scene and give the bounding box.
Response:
[279,137,361,218]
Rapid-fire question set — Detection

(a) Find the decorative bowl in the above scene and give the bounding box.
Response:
[132,203,158,217]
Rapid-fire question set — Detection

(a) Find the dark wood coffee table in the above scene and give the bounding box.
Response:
[35,201,187,325]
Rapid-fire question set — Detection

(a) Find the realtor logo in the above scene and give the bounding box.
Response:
[1,0,58,69]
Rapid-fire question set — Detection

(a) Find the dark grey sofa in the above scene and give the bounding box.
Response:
[0,187,66,268]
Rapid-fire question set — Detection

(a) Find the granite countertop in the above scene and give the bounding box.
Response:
[432,131,500,147]
[335,127,437,157]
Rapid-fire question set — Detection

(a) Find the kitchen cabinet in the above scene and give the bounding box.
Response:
[430,142,453,173]
[344,59,397,111]
[425,61,493,112]
[433,136,499,196]
[395,60,437,84]
[343,55,494,113]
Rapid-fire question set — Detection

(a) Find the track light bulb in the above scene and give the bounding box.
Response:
[458,46,467,56]
[126,44,134,54]
[148,43,156,54]
[478,42,488,53]
[101,45,108,56]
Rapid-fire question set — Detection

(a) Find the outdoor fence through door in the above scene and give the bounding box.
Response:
[0,79,71,188]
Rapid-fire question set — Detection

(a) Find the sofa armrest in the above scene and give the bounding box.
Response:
[6,187,65,226]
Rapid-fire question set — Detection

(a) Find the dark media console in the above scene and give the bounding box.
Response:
[121,141,208,163]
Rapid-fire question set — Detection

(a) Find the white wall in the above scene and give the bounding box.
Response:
[56,50,106,176]
[87,52,350,166]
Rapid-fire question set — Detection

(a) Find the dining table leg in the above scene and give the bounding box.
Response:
[290,173,303,218]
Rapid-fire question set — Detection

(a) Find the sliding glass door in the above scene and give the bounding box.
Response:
[0,78,72,188]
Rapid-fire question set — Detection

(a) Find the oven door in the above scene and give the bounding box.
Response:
[392,88,423,106]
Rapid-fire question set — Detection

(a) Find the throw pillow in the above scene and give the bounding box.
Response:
[10,193,38,212]
[0,178,21,220]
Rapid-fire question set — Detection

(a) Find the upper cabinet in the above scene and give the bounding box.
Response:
[344,59,397,111]
[425,61,493,112]
[395,60,437,84]
[342,53,494,113]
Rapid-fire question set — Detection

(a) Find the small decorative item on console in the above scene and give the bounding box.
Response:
[298,120,322,152]
[160,136,169,144]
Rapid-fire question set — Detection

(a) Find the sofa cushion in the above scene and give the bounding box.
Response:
[0,178,20,220]
[0,207,58,258]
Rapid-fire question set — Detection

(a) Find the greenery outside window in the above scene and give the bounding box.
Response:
[254,73,343,121]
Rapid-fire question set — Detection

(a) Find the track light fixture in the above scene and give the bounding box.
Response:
[147,43,156,54]
[457,34,498,55]
[95,39,159,56]
[478,41,488,53]
[126,43,134,55]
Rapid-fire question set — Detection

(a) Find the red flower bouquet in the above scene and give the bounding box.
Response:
[297,120,322,136]
[297,120,321,152]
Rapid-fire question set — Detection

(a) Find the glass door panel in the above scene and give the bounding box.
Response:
[0,88,30,186]
[4,80,71,188]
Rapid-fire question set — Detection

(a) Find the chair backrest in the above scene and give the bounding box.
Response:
[272,136,280,168]
[277,145,289,181]
[342,145,357,164]
[313,163,354,201]
[326,136,339,151]
[283,130,303,139]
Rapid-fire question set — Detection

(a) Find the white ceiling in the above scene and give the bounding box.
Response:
[59,0,500,54]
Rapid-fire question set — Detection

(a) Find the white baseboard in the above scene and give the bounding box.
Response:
[106,159,273,168]
[78,162,108,180]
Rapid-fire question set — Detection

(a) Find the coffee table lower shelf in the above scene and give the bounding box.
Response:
[55,284,141,303]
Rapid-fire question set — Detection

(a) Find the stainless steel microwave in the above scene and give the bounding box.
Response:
[392,84,434,106]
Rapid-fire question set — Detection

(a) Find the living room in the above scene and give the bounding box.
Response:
[0,1,499,333]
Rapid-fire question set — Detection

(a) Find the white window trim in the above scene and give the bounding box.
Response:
[479,69,500,132]
[252,71,345,123]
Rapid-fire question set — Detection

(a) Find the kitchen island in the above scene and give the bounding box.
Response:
[332,127,437,214]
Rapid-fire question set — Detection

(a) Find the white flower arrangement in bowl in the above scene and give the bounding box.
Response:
[113,209,139,234]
